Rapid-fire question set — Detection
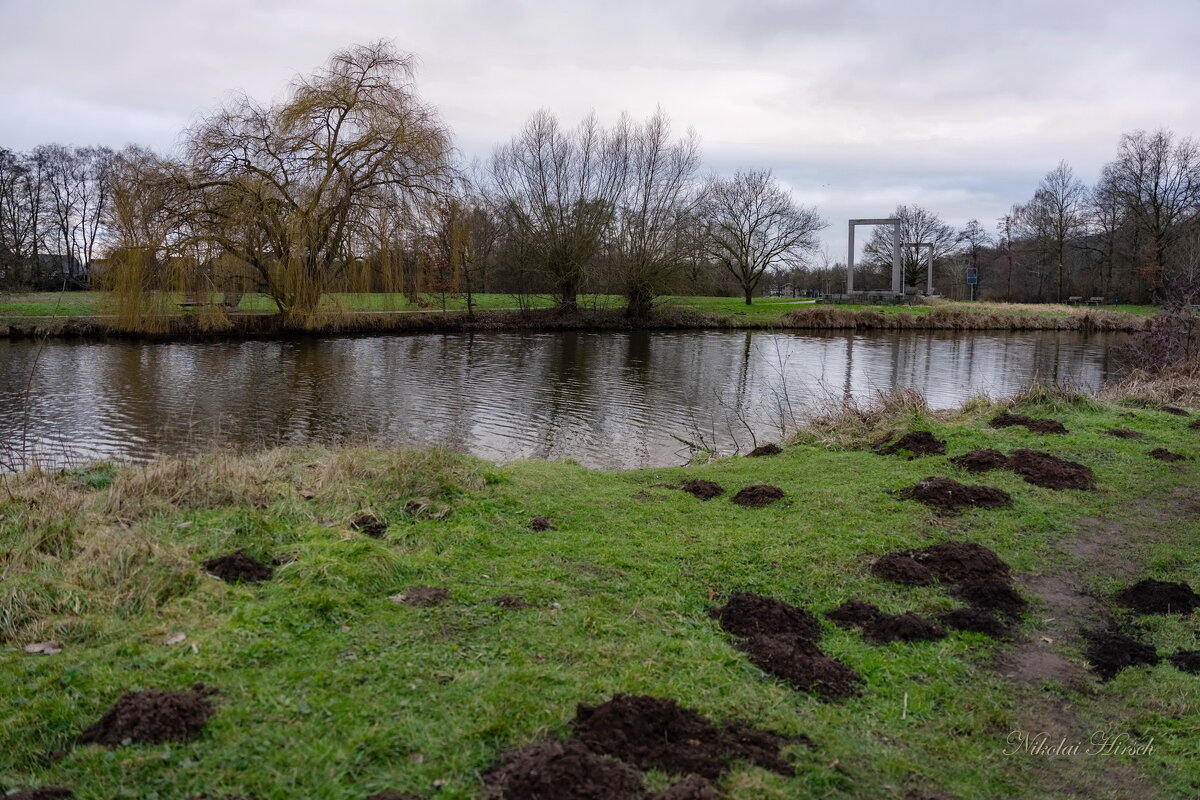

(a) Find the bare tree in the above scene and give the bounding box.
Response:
[1103,129,1200,294]
[0,148,45,286]
[700,169,825,305]
[609,110,702,317]
[32,144,113,284]
[957,219,992,299]
[179,41,454,316]
[1022,161,1088,302]
[863,204,956,289]
[488,110,628,312]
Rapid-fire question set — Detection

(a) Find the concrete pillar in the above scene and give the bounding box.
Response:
[926,247,934,295]
[847,222,855,294]
[891,223,901,294]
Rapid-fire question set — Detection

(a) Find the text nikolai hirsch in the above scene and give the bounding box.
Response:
[1004,730,1154,757]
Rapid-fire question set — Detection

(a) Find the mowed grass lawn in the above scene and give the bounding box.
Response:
[0,290,1157,323]
[2,396,1198,798]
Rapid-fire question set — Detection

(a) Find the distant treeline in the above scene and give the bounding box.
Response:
[1,41,1198,315]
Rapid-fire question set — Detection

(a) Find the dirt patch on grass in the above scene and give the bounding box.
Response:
[949,448,1009,473]
[862,612,945,644]
[747,443,782,457]
[892,477,1013,513]
[1159,406,1190,416]
[483,739,643,800]
[350,512,387,537]
[711,592,821,640]
[1149,448,1188,462]
[391,586,450,607]
[953,579,1027,617]
[1114,579,1200,614]
[1189,419,1200,429]
[363,793,423,800]
[202,551,272,584]
[530,515,556,531]
[826,599,883,628]
[738,634,863,700]
[6,790,73,800]
[572,694,801,778]
[680,479,723,500]
[1104,428,1145,439]
[907,542,1013,586]
[1170,650,1200,673]
[1083,629,1159,680]
[730,485,784,508]
[875,431,947,457]
[938,607,1009,638]
[989,412,1068,433]
[650,775,720,800]
[79,686,215,746]
[489,595,532,609]
[871,552,935,585]
[1008,449,1095,490]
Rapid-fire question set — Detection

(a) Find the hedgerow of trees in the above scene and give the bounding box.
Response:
[2,41,1199,312]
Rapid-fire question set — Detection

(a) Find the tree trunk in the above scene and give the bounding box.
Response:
[626,287,652,319]
[743,287,753,305]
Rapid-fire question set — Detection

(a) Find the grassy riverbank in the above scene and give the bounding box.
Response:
[2,376,1199,798]
[0,291,1156,338]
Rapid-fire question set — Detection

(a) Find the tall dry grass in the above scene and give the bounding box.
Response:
[778,305,1147,332]
[0,446,484,644]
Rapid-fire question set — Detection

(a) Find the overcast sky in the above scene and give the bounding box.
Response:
[3,0,1198,254]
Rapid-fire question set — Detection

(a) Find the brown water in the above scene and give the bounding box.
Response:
[0,329,1126,471]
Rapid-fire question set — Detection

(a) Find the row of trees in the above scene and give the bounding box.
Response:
[0,42,825,317]
[2,41,1198,312]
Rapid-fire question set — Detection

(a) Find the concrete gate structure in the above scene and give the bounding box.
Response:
[846,218,901,294]
[903,241,935,295]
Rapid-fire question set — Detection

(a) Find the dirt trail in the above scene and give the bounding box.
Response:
[995,486,1195,799]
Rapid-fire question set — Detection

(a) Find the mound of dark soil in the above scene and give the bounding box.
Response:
[1104,428,1145,439]
[483,739,643,800]
[364,793,423,800]
[1115,579,1200,615]
[989,412,1067,434]
[1149,448,1188,462]
[530,515,556,531]
[572,694,797,778]
[1025,418,1069,434]
[394,586,450,607]
[949,449,1010,473]
[730,485,785,508]
[748,443,782,457]
[350,512,387,537]
[1160,406,1190,416]
[953,579,1027,617]
[1190,419,1200,430]
[826,599,883,628]
[893,477,1012,513]
[1008,449,1095,490]
[650,775,720,800]
[1170,650,1200,673]
[739,634,863,700]
[681,479,723,501]
[711,592,821,641]
[490,595,532,609]
[862,612,945,644]
[871,553,934,585]
[938,607,1008,638]
[202,551,272,583]
[876,431,947,457]
[79,687,215,746]
[6,790,73,800]
[912,541,1013,586]
[1083,630,1160,680]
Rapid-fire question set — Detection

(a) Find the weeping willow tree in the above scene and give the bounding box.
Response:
[170,41,455,321]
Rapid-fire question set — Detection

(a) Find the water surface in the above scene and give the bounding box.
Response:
[0,330,1125,470]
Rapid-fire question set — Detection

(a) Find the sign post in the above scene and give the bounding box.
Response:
[966,268,978,301]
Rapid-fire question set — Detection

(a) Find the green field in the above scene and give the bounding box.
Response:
[2,393,1198,798]
[0,290,1158,324]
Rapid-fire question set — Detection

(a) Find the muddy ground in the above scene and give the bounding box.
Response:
[892,477,1012,513]
[202,551,273,583]
[79,687,215,746]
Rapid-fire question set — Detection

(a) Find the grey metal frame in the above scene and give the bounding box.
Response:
[847,218,901,294]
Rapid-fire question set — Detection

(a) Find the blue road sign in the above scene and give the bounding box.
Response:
[966,268,978,285]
